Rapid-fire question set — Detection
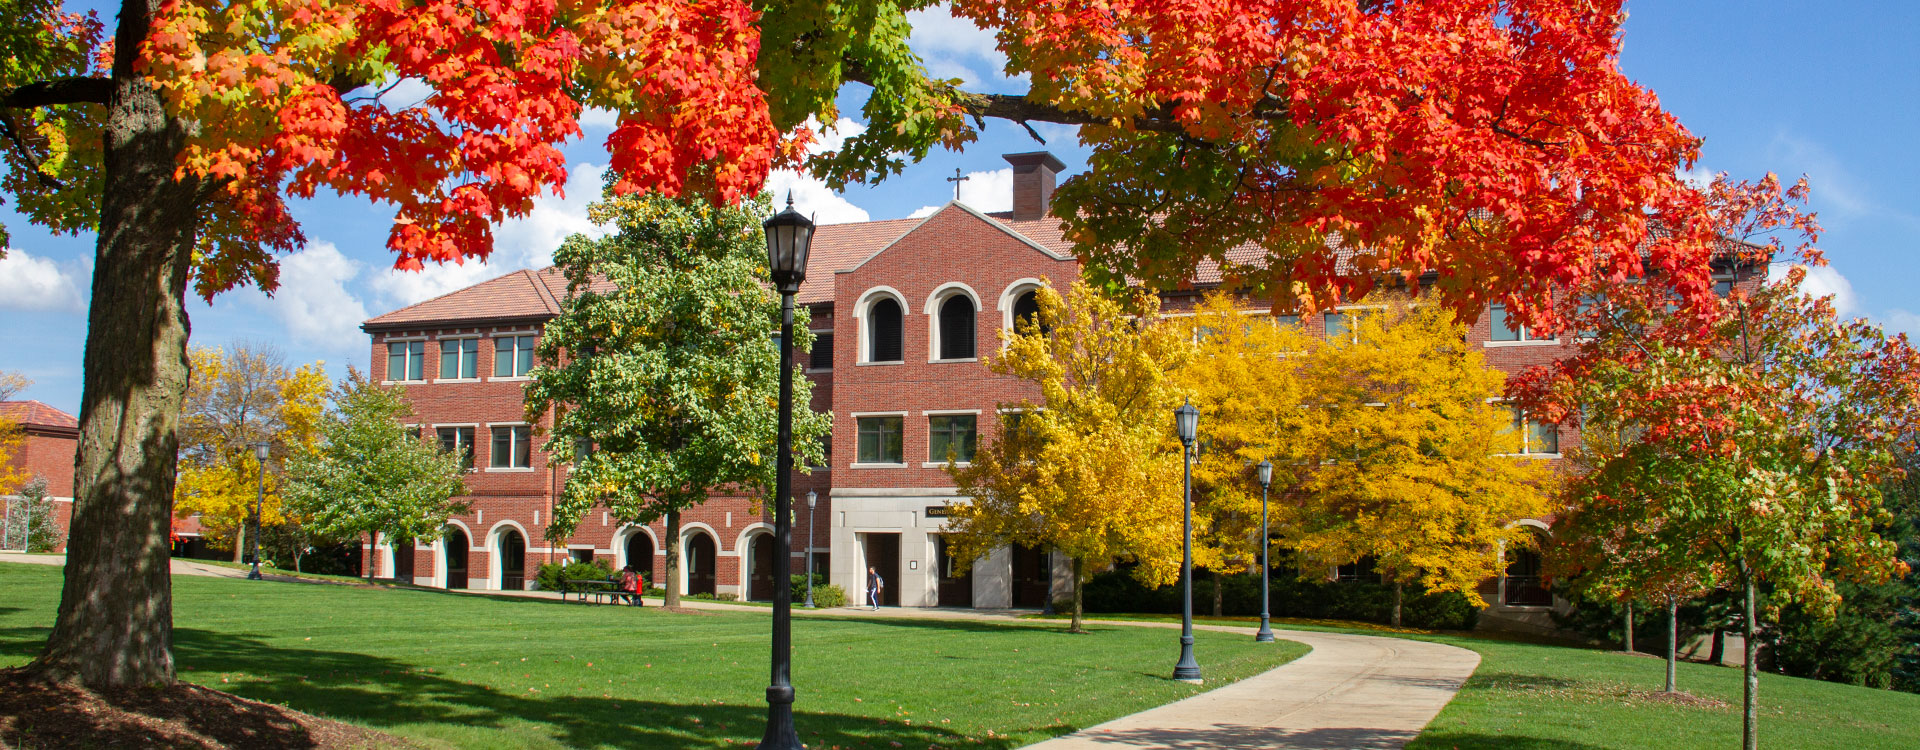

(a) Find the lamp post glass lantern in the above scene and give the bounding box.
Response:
[758,196,813,750]
[1254,459,1275,642]
[804,490,817,608]
[1173,400,1202,683]
[248,441,270,580]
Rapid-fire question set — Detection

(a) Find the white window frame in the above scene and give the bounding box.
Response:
[490,332,537,381]
[853,286,909,366]
[383,336,427,384]
[1484,302,1559,348]
[433,423,479,472]
[434,336,483,382]
[924,282,983,363]
[485,422,535,472]
[1493,402,1562,458]
[997,278,1047,341]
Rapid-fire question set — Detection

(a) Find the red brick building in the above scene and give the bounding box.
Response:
[1,400,78,552]
[356,150,1752,626]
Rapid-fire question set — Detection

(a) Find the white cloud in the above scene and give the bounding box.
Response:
[493,162,611,269]
[908,205,941,219]
[1883,309,1920,340]
[957,168,1013,212]
[762,118,873,225]
[370,258,502,308]
[1678,165,1717,191]
[1772,262,1860,317]
[250,242,369,352]
[0,249,85,312]
[906,4,1025,89]
[580,107,618,130]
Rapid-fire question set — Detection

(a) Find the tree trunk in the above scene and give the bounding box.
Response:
[1743,577,1758,750]
[1391,580,1404,628]
[1665,595,1678,693]
[1710,628,1726,665]
[1213,569,1224,617]
[26,0,202,688]
[664,508,682,608]
[367,532,377,581]
[1068,556,1086,634]
[232,526,246,564]
[1623,601,1635,653]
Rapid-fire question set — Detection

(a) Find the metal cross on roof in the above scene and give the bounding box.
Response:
[945,168,968,201]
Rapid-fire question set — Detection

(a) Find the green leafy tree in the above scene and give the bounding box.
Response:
[3,478,64,552]
[283,369,468,581]
[946,279,1192,633]
[1517,179,1920,749]
[527,191,829,609]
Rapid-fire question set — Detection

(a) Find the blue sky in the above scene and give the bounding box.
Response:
[2,1,1915,416]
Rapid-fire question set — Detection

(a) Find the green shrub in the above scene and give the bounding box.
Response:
[535,559,614,592]
[1079,564,1479,630]
[808,584,847,608]
[687,592,739,602]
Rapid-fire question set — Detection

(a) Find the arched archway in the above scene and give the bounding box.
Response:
[747,532,777,601]
[624,529,655,586]
[497,528,527,591]
[685,531,718,596]
[442,526,471,590]
[1502,528,1552,607]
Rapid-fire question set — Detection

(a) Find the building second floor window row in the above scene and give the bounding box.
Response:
[383,333,538,383]
[856,281,1048,366]
[853,412,979,466]
[412,423,533,471]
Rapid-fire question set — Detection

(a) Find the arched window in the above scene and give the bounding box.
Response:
[1012,290,1043,335]
[868,297,904,362]
[937,295,976,360]
[1502,531,1552,607]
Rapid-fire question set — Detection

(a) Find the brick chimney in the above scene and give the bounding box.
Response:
[1004,151,1065,221]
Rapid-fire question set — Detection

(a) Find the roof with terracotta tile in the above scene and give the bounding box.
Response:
[362,267,569,330]
[0,401,79,432]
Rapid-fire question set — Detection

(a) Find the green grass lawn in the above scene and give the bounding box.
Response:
[1032,612,1920,750]
[0,563,1302,749]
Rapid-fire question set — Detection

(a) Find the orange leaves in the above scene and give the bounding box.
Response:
[110,0,784,298]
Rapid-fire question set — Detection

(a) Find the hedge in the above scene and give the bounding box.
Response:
[1078,565,1480,630]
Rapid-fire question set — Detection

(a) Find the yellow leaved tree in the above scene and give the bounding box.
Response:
[947,279,1194,632]
[1173,294,1321,614]
[1291,298,1556,626]
[0,371,30,494]
[173,344,329,562]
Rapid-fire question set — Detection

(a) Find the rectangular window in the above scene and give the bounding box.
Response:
[1322,312,1348,341]
[439,338,479,379]
[387,340,424,381]
[856,416,904,464]
[494,335,536,377]
[809,333,834,370]
[437,427,475,470]
[1193,325,1218,342]
[1273,314,1301,328]
[490,425,531,468]
[1504,405,1559,455]
[1713,275,1735,297]
[1490,303,1526,342]
[928,415,978,464]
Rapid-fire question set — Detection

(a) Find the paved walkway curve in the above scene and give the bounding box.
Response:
[802,607,1479,750]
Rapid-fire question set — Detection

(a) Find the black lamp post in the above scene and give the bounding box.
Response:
[804,490,817,609]
[1172,399,1202,683]
[758,194,813,750]
[1255,459,1275,642]
[248,441,270,580]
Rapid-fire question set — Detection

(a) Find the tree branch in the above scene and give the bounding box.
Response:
[1,78,111,109]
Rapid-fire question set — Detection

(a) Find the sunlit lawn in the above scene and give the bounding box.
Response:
[0,563,1302,749]
[1028,611,1920,750]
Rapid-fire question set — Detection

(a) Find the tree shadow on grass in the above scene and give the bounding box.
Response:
[1406,732,1613,750]
[162,628,1028,749]
[1462,672,1581,691]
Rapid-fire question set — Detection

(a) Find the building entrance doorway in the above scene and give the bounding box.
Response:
[625,531,654,585]
[1011,543,1051,608]
[686,532,717,596]
[935,536,972,608]
[748,533,777,601]
[391,539,415,584]
[861,533,901,607]
[498,529,526,590]
[443,527,469,589]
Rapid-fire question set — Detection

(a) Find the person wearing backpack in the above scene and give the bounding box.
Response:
[866,566,884,611]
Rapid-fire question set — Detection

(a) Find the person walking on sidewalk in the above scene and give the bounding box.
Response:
[867,566,884,610]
